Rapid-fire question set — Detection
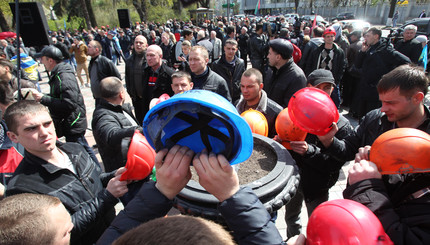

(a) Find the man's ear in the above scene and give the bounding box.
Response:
[190,82,194,89]
[413,91,425,104]
[7,131,19,143]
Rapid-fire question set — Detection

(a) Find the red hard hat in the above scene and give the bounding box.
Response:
[288,87,339,136]
[275,108,307,149]
[307,199,393,245]
[241,109,268,137]
[149,93,171,110]
[157,93,170,104]
[370,128,430,174]
[120,130,156,181]
[323,26,336,36]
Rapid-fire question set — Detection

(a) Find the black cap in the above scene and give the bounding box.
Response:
[269,39,293,60]
[34,46,64,61]
[307,69,336,86]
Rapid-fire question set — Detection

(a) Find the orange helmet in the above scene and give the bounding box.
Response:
[307,199,393,245]
[370,128,430,174]
[275,108,307,149]
[241,109,268,137]
[120,130,156,181]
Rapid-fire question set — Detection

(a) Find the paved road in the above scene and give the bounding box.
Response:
[36,59,359,240]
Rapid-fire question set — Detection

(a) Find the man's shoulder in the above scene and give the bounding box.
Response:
[235,57,245,66]
[266,97,283,113]
[161,63,175,76]
[208,69,228,84]
[281,61,305,77]
[93,101,121,116]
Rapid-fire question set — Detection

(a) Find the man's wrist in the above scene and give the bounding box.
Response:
[155,182,175,200]
[217,186,240,203]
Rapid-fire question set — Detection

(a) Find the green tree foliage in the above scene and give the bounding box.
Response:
[1,0,193,32]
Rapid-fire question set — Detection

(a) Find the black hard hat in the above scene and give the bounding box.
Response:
[35,45,64,61]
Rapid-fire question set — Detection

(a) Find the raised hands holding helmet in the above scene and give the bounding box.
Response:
[338,65,430,244]
[98,145,284,245]
[282,69,354,239]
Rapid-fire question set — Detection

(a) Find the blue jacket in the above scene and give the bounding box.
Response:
[97,182,284,244]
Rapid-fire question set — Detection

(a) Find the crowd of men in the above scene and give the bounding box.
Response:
[0,14,429,244]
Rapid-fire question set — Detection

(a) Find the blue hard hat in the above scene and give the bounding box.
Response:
[143,90,253,165]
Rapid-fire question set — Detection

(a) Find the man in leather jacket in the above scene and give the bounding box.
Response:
[264,38,307,108]
[125,35,148,124]
[248,23,268,76]
[87,40,121,106]
[212,39,245,104]
[282,69,354,238]
[32,45,99,165]
[92,77,141,172]
[318,64,430,244]
[4,101,129,245]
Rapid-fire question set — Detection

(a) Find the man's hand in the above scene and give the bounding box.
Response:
[355,146,371,163]
[287,234,306,245]
[30,89,43,102]
[155,145,193,200]
[290,141,308,155]
[273,135,282,143]
[0,183,4,200]
[361,41,370,52]
[348,160,382,185]
[106,167,129,198]
[193,151,239,202]
[317,122,338,148]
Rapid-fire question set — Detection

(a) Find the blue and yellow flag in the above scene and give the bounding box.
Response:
[418,44,428,70]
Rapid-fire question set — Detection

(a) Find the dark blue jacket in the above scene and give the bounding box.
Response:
[97,182,284,244]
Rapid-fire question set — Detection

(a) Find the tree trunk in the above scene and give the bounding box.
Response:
[388,0,396,18]
[0,9,10,32]
[199,0,210,8]
[85,0,97,27]
[141,0,148,22]
[80,0,92,29]
[133,0,145,22]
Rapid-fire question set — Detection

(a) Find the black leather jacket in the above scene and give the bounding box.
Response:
[355,40,410,101]
[264,59,307,108]
[125,52,147,100]
[331,107,430,244]
[89,55,121,99]
[394,38,423,63]
[248,32,268,61]
[212,55,245,103]
[292,115,353,201]
[6,142,118,245]
[92,100,141,172]
[40,62,87,137]
[325,107,430,162]
[191,67,232,102]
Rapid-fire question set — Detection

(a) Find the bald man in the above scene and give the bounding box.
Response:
[139,44,175,121]
[125,35,149,123]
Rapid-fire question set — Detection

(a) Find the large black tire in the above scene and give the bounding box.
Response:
[173,134,300,223]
